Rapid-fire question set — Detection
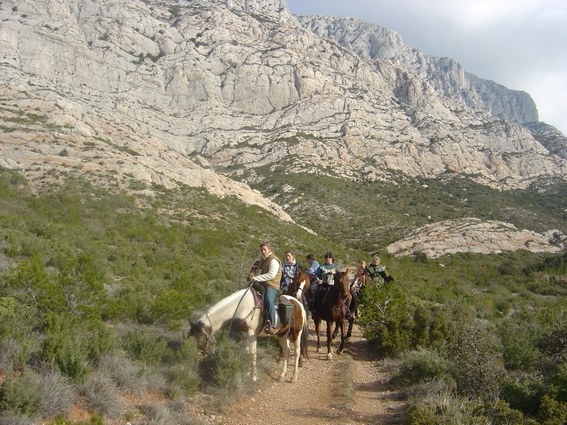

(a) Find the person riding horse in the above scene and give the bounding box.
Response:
[312,252,340,311]
[248,242,282,335]
[280,250,302,294]
[367,255,394,285]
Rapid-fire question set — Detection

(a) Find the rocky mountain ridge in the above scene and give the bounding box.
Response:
[297,15,539,127]
[1,0,565,256]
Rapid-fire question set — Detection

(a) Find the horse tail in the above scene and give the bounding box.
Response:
[300,305,309,360]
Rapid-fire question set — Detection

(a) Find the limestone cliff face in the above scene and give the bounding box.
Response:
[297,15,539,126]
[0,0,565,254]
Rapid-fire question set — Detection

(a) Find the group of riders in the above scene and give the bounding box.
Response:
[249,242,394,335]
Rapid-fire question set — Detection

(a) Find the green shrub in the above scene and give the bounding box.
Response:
[475,399,534,425]
[447,319,505,401]
[501,371,545,415]
[198,333,250,389]
[149,288,194,329]
[0,297,39,369]
[0,370,41,417]
[538,395,567,425]
[392,348,451,387]
[41,313,104,383]
[121,328,169,365]
[164,363,201,397]
[499,319,541,371]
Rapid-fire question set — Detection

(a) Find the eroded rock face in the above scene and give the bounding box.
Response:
[297,15,539,126]
[0,0,565,254]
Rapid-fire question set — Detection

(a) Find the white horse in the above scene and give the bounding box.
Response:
[189,287,308,383]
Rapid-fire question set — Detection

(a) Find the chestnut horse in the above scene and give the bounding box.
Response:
[189,288,308,383]
[332,266,366,340]
[284,271,312,313]
[312,269,351,360]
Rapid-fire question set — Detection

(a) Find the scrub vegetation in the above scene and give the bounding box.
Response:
[0,168,565,424]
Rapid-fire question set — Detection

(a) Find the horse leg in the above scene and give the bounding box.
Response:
[248,334,258,382]
[277,335,290,382]
[291,330,302,383]
[337,319,345,354]
[325,321,333,360]
[345,317,354,340]
[314,317,322,353]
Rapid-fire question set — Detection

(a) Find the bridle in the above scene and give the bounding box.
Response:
[201,314,217,355]
[197,261,262,355]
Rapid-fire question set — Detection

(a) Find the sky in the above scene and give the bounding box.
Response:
[286,0,567,135]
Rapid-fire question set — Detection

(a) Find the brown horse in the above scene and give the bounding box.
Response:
[284,271,312,313]
[355,266,373,289]
[331,267,365,340]
[312,270,351,360]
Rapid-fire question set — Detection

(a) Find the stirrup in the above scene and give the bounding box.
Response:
[264,320,274,334]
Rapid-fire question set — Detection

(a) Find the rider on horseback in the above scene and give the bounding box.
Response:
[249,241,282,335]
[367,255,394,284]
[312,252,340,309]
[305,253,319,283]
[280,250,302,293]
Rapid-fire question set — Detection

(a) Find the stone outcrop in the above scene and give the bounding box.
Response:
[386,218,563,258]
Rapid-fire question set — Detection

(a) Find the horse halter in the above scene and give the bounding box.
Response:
[202,329,216,355]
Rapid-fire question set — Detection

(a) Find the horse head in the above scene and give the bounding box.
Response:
[247,260,260,283]
[355,266,371,289]
[189,320,216,355]
[286,271,311,299]
[334,270,351,297]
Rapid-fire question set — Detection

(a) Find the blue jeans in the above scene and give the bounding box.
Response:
[264,286,278,325]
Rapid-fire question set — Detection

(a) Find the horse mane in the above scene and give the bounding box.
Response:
[199,288,250,329]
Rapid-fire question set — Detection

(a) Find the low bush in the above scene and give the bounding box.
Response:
[391,348,451,387]
[0,369,41,418]
[198,333,251,390]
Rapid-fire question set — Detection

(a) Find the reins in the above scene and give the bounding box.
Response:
[202,313,217,355]
[227,261,260,335]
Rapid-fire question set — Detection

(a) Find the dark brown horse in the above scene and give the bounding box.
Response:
[312,270,351,359]
[332,267,363,340]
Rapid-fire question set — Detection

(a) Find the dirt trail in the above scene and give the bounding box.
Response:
[214,321,406,425]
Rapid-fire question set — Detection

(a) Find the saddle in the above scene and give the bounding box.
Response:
[250,285,264,308]
[250,286,294,328]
